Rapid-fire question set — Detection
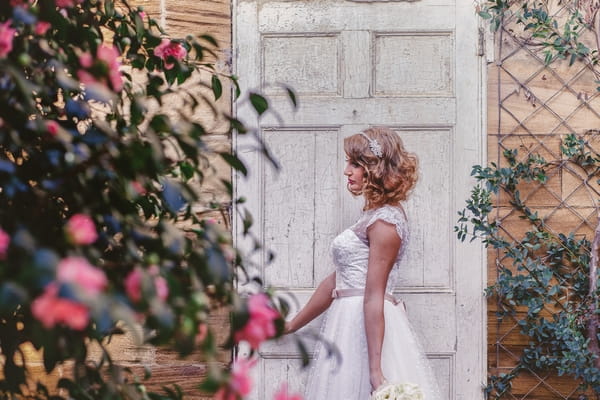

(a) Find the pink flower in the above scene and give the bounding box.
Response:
[154,275,169,301]
[138,11,146,19]
[234,293,280,349]
[0,228,10,260]
[0,20,16,59]
[77,45,123,92]
[153,39,187,70]
[125,266,169,303]
[55,0,83,8]
[274,384,303,400]
[57,256,107,295]
[46,120,59,137]
[125,268,143,302]
[214,357,256,400]
[196,322,208,344]
[78,52,93,68]
[10,0,31,7]
[31,284,89,330]
[98,45,123,91]
[131,181,146,195]
[35,21,51,36]
[65,214,97,245]
[213,388,235,400]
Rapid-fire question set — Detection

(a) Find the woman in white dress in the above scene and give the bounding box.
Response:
[284,126,442,400]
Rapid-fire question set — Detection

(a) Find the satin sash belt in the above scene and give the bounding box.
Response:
[331,288,404,308]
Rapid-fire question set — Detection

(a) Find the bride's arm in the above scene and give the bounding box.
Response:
[284,272,336,334]
[364,220,401,390]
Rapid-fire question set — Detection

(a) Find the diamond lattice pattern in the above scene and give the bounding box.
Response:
[489,3,600,399]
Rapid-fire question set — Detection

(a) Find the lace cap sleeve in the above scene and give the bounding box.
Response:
[365,205,409,242]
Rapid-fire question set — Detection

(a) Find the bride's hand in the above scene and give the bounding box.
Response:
[370,371,386,391]
[284,321,294,335]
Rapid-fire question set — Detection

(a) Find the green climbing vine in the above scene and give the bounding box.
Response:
[464,1,600,397]
[456,133,600,398]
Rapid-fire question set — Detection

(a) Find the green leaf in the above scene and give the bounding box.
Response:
[231,75,241,99]
[478,11,492,19]
[569,52,577,66]
[211,75,222,100]
[179,162,195,181]
[249,92,269,116]
[285,85,298,109]
[104,0,115,17]
[220,152,248,176]
[200,34,219,48]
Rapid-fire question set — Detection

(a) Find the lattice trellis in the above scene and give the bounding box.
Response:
[489,1,600,399]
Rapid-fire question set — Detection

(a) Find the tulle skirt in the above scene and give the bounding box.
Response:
[305,296,442,400]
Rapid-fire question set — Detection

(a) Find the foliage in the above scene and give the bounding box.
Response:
[478,0,600,83]
[456,134,600,398]
[0,0,296,399]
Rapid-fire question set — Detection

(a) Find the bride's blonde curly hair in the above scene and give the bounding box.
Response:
[344,126,418,210]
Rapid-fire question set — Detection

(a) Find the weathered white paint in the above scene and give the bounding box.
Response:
[234,0,486,399]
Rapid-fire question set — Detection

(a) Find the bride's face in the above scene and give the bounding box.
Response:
[344,158,366,192]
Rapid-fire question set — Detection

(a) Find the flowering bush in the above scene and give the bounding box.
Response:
[0,0,295,399]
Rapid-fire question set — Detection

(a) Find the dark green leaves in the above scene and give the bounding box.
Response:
[211,74,222,100]
[220,152,248,176]
[457,133,600,398]
[249,92,268,116]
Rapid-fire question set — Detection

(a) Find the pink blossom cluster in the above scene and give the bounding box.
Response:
[31,284,89,330]
[153,39,187,70]
[0,20,16,59]
[65,214,98,245]
[56,256,107,294]
[78,44,123,92]
[234,293,280,349]
[35,21,51,36]
[0,228,10,260]
[31,257,107,330]
[9,0,30,7]
[214,358,303,400]
[125,265,169,303]
[46,120,60,137]
[274,384,303,400]
[55,0,83,8]
[214,357,256,400]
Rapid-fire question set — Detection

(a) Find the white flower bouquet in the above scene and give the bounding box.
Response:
[370,382,424,400]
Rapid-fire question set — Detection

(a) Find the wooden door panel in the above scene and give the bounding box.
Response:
[263,128,340,288]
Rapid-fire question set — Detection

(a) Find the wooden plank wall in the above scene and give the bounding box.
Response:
[487,15,600,399]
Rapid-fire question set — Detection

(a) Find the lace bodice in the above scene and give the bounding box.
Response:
[331,204,409,293]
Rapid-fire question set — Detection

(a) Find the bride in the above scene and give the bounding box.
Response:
[284,126,442,399]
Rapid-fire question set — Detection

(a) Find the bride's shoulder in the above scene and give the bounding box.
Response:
[371,204,407,220]
[362,204,407,229]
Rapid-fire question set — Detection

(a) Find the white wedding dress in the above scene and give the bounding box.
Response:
[305,205,442,400]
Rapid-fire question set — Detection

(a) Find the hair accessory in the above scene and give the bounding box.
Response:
[360,133,383,158]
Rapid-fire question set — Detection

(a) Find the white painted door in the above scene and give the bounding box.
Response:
[234,1,485,399]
